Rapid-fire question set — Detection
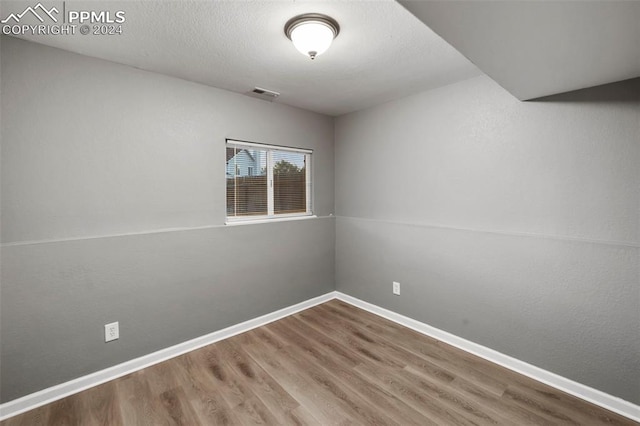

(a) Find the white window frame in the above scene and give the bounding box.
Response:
[226,139,313,224]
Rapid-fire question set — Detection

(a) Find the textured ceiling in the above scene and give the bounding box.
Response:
[1,0,481,116]
[400,0,640,100]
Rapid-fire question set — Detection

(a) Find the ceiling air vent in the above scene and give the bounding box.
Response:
[246,87,280,102]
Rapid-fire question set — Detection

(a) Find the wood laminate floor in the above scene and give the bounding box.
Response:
[2,299,637,425]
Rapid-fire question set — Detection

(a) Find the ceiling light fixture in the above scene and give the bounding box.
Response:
[284,13,340,60]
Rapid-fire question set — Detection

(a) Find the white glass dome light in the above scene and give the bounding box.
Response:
[285,14,340,60]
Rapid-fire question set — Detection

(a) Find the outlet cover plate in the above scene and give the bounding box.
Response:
[105,322,119,342]
[393,281,401,295]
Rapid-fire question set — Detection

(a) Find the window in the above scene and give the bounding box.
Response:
[226,139,312,222]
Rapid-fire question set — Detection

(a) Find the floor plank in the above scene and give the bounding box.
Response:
[2,300,637,425]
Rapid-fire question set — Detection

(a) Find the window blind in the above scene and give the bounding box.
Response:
[226,140,311,221]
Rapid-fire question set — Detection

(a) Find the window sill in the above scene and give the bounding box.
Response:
[225,214,317,226]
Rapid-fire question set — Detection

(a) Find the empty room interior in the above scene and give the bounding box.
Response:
[0,0,639,424]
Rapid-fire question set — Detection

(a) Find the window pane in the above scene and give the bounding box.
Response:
[226,146,267,217]
[273,150,306,215]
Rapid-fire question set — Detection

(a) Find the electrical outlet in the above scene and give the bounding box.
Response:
[393,281,401,295]
[105,322,119,342]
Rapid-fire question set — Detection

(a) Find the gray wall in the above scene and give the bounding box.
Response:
[335,76,640,404]
[0,37,335,402]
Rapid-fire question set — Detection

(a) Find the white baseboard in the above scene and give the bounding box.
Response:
[3,290,638,423]
[0,291,337,421]
[335,292,640,423]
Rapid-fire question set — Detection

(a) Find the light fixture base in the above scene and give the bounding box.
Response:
[284,13,340,40]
